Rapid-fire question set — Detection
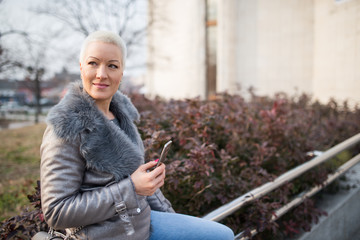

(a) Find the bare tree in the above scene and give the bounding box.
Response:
[25,66,44,123]
[0,1,68,124]
[0,30,28,74]
[22,30,60,124]
[35,0,149,60]
[0,30,45,124]
[1,23,56,123]
[0,0,29,74]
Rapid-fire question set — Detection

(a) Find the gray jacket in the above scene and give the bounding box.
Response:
[40,82,174,240]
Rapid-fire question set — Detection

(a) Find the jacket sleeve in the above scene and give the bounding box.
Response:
[147,189,175,213]
[40,126,140,229]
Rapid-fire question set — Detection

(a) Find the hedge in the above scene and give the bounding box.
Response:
[1,92,360,239]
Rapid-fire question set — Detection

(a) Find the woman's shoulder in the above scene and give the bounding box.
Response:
[46,82,98,141]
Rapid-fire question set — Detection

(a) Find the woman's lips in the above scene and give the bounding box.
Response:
[93,83,109,89]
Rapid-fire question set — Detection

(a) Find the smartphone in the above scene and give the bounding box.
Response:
[153,140,172,169]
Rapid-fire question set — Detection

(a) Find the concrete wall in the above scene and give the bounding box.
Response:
[256,0,314,97]
[147,0,360,104]
[290,162,360,240]
[313,0,360,105]
[217,0,258,94]
[146,0,206,99]
[218,0,360,104]
[218,0,314,97]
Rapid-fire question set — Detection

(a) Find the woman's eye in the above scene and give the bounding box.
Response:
[109,64,118,69]
[88,61,97,66]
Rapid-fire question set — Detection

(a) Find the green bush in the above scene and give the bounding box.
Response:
[1,92,359,239]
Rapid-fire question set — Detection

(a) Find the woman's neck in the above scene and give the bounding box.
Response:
[95,100,115,120]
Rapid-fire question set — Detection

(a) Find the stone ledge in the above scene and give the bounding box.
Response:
[290,162,360,240]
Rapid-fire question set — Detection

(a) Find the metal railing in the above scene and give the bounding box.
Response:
[202,133,360,239]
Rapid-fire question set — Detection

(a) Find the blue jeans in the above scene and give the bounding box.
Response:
[149,211,234,240]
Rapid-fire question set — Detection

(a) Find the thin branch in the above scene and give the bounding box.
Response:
[0,30,29,39]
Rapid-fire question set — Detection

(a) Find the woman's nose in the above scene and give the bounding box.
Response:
[96,65,108,79]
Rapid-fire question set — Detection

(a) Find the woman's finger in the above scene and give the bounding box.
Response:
[149,163,166,178]
[142,160,158,171]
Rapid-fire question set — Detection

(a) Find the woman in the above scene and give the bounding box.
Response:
[40,30,234,240]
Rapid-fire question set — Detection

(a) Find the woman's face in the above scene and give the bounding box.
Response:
[80,41,123,104]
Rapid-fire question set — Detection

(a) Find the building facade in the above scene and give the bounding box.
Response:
[146,0,360,105]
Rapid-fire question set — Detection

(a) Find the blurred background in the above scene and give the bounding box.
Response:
[1,2,360,237]
[1,0,360,129]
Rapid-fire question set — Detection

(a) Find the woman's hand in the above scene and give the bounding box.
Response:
[130,161,166,196]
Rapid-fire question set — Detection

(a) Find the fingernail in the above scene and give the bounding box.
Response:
[155,159,159,162]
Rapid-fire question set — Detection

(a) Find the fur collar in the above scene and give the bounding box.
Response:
[47,82,144,181]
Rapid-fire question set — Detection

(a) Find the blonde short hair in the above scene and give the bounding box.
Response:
[79,30,127,67]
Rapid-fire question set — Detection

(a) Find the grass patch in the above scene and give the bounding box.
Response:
[0,123,46,221]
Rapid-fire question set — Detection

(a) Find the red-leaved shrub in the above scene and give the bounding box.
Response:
[133,92,360,238]
[1,92,359,239]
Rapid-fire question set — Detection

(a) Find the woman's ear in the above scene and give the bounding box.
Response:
[79,62,83,80]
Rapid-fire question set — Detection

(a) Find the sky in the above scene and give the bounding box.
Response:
[0,0,74,78]
[0,0,147,80]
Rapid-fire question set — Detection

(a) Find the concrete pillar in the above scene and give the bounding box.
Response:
[216,0,236,93]
[313,0,360,106]
[146,0,206,99]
